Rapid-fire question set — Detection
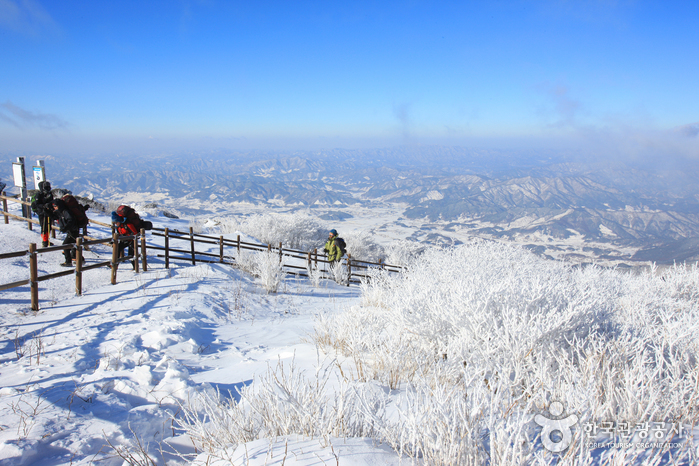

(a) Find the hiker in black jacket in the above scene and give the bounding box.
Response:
[51,199,81,266]
[31,181,54,247]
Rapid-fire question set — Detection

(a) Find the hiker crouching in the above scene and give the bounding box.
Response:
[112,205,153,269]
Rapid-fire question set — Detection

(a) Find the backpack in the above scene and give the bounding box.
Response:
[30,192,40,213]
[31,190,53,213]
[116,205,142,228]
[62,194,89,227]
[335,237,347,256]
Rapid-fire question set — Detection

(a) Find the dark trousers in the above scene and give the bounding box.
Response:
[38,214,52,245]
[38,214,51,234]
[118,240,134,259]
[62,230,79,262]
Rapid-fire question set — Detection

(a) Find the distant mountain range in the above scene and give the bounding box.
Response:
[2,146,699,263]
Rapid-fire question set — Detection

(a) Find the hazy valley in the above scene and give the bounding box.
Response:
[3,146,699,264]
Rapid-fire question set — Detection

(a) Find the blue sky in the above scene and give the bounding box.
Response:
[1,0,698,155]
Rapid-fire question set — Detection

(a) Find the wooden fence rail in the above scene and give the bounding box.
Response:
[151,227,402,273]
[0,230,147,310]
[151,227,402,282]
[1,200,403,310]
[1,191,112,236]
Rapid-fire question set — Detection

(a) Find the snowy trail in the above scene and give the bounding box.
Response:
[0,216,387,465]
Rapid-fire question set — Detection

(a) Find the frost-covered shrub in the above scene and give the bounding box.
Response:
[358,268,395,308]
[256,250,283,294]
[329,261,348,286]
[383,239,425,266]
[178,359,383,459]
[215,212,326,251]
[340,230,383,262]
[179,241,698,465]
[313,241,699,464]
[235,250,258,277]
[306,263,322,287]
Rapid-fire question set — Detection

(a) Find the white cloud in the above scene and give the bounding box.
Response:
[0,101,70,130]
[0,0,60,37]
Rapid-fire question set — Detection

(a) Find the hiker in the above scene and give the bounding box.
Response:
[112,205,152,268]
[323,229,346,263]
[30,181,54,247]
[51,199,81,266]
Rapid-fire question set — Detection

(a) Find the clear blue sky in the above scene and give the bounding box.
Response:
[1,0,698,155]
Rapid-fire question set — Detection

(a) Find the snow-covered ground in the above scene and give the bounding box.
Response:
[1,200,698,465]
[0,205,403,465]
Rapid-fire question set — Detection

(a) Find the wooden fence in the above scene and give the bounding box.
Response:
[150,227,402,282]
[1,191,403,311]
[2,191,39,231]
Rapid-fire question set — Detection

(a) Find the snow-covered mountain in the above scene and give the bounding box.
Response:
[2,146,698,263]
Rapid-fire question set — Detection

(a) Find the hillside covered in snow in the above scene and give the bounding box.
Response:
[1,200,698,465]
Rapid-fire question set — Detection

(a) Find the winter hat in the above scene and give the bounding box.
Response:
[39,181,51,192]
[329,229,338,236]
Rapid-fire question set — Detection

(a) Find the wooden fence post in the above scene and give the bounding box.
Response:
[237,234,240,254]
[133,234,139,273]
[279,242,283,263]
[141,229,147,272]
[75,237,83,296]
[2,192,7,224]
[347,253,352,286]
[111,231,119,285]
[314,248,318,268]
[164,228,170,269]
[189,227,196,265]
[26,197,32,231]
[219,235,224,263]
[307,251,311,270]
[29,243,39,311]
[267,243,271,253]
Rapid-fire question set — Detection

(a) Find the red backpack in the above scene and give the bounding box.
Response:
[62,195,89,228]
[116,205,142,235]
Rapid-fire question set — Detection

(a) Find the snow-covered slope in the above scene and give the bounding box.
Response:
[2,202,698,465]
[0,211,401,465]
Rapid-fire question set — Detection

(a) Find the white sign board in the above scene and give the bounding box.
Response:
[12,163,25,188]
[33,166,45,190]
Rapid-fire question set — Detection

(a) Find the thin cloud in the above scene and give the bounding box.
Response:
[0,101,70,130]
[676,122,699,138]
[393,102,413,140]
[537,83,582,129]
[0,0,60,37]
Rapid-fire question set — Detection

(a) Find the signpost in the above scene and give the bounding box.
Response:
[12,157,28,218]
[32,160,46,190]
